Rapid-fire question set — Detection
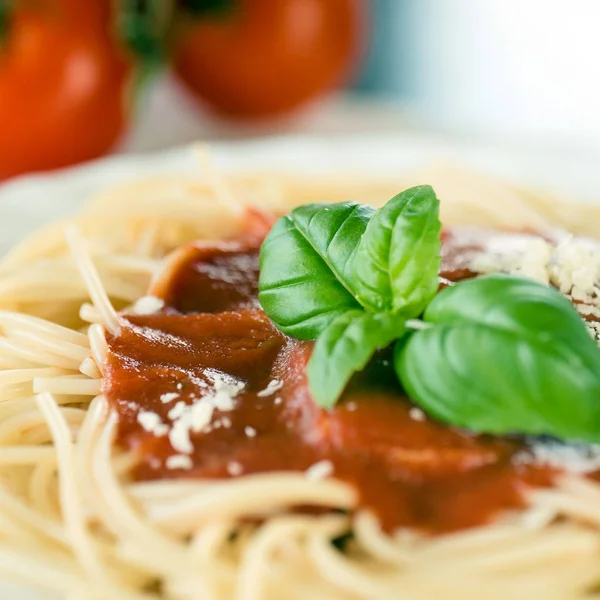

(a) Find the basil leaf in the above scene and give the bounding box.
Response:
[308,311,406,408]
[395,275,600,441]
[351,185,441,316]
[258,202,374,339]
[425,274,600,368]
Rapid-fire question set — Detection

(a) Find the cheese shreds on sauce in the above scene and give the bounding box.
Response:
[137,411,160,431]
[305,460,334,481]
[257,379,283,397]
[162,372,245,454]
[131,296,165,316]
[227,461,243,476]
[166,454,193,470]
[160,392,180,404]
[409,407,426,422]
[465,230,600,337]
[517,440,600,475]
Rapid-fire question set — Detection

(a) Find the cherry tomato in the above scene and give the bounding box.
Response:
[0,2,130,180]
[172,0,367,119]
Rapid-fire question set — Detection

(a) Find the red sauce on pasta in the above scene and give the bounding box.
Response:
[103,225,558,534]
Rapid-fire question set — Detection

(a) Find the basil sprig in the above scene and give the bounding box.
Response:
[259,186,439,404]
[258,185,600,442]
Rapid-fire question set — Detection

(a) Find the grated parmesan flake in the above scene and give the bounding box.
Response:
[227,461,243,476]
[169,420,194,454]
[257,379,283,397]
[245,426,257,438]
[137,411,169,437]
[516,439,600,475]
[137,411,160,431]
[168,401,187,421]
[468,232,600,341]
[409,407,426,422]
[305,460,334,481]
[190,400,214,432]
[160,392,180,404]
[166,454,193,470]
[131,296,165,316]
[164,372,246,454]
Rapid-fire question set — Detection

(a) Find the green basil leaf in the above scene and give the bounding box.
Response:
[425,274,600,369]
[351,185,441,316]
[308,311,406,408]
[395,275,600,442]
[258,202,374,339]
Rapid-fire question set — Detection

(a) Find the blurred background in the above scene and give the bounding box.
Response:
[2,0,600,181]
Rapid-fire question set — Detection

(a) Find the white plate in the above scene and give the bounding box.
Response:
[1,133,600,598]
[2,133,600,257]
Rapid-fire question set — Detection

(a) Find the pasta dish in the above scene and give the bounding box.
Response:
[1,150,600,600]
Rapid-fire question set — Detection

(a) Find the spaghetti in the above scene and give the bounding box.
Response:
[0,155,600,600]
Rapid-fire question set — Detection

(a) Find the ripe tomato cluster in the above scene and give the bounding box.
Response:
[0,0,367,180]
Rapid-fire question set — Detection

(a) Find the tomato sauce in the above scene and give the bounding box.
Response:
[103,230,557,534]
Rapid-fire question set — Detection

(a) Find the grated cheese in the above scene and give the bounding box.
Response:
[245,426,257,438]
[211,389,236,411]
[137,411,161,432]
[166,454,193,470]
[154,424,169,437]
[168,401,187,421]
[164,371,246,454]
[257,379,283,397]
[510,238,552,284]
[227,461,243,476]
[160,392,179,404]
[305,460,334,481]
[586,321,600,341]
[190,400,214,432]
[169,420,194,454]
[516,439,600,475]
[467,232,600,341]
[131,295,165,316]
[137,411,169,437]
[409,407,426,422]
[205,371,245,410]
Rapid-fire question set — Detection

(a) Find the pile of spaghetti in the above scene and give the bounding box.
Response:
[1,152,600,600]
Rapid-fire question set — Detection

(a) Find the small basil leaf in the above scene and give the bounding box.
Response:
[308,311,406,408]
[395,276,600,442]
[258,202,373,339]
[351,185,441,316]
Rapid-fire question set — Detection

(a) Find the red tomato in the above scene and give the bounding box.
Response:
[172,0,367,119]
[0,2,130,180]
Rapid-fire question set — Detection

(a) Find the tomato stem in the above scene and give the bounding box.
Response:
[116,0,174,66]
[179,0,234,18]
[0,0,11,45]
